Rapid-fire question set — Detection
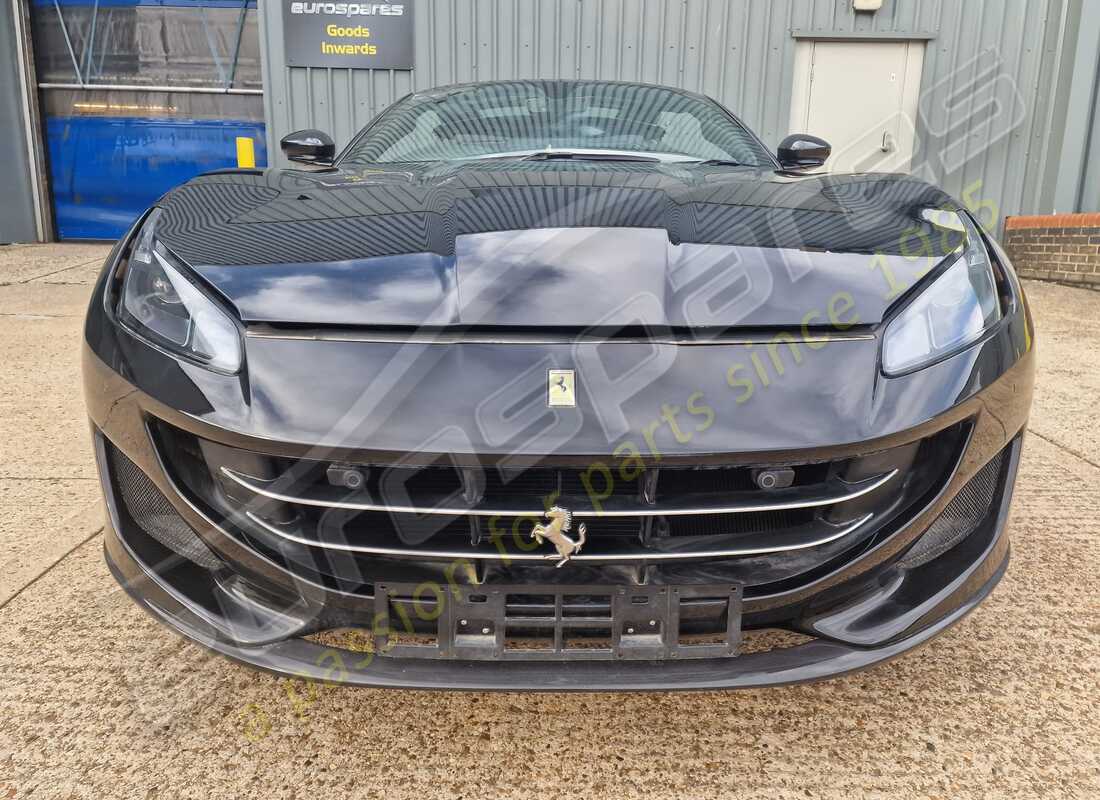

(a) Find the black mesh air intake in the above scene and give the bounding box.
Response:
[898,449,1005,569]
[108,443,224,570]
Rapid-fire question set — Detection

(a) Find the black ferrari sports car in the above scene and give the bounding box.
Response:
[85,79,1034,690]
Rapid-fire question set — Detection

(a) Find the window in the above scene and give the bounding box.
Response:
[341,81,774,167]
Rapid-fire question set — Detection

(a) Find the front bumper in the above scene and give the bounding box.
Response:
[90,367,1026,688]
[106,533,1010,691]
[102,436,1016,690]
[84,240,1035,688]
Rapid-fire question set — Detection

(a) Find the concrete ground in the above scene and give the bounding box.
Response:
[0,243,1097,799]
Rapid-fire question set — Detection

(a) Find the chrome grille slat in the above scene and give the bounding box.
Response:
[219,466,897,517]
[245,510,874,562]
[150,419,969,582]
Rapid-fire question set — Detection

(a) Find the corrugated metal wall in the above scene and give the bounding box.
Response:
[2,0,43,242]
[1069,8,1100,212]
[1083,75,1100,212]
[259,0,1080,223]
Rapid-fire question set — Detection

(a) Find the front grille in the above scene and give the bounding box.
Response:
[151,420,970,591]
[655,463,827,498]
[484,466,641,500]
[107,442,223,570]
[897,449,1005,569]
[664,509,815,537]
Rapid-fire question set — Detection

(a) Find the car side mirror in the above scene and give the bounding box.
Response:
[280,129,336,165]
[777,134,831,170]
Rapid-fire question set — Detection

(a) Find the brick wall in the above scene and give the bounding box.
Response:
[1002,212,1100,289]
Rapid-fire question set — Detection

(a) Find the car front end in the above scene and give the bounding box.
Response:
[84,80,1035,690]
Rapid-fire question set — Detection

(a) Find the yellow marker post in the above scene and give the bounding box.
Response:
[235,136,256,168]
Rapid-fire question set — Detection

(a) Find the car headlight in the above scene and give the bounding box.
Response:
[881,213,1001,375]
[117,209,242,373]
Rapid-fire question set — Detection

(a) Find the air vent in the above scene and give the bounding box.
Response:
[108,443,223,570]
[898,449,1005,569]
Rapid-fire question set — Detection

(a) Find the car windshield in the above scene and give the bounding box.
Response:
[338,81,775,167]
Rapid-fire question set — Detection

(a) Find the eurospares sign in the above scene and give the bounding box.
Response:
[283,2,414,69]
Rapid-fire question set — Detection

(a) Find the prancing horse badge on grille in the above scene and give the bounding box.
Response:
[547,369,576,407]
[530,506,586,567]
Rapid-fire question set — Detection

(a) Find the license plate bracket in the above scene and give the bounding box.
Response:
[373,582,742,661]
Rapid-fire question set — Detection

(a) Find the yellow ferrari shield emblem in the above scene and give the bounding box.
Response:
[547,369,576,407]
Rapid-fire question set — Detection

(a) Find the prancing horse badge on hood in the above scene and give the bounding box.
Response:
[547,369,575,407]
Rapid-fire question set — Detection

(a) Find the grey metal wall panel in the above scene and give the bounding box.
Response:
[1060,0,1100,212]
[259,0,1079,222]
[1083,77,1100,211]
[1,0,41,243]
[1054,1,1099,212]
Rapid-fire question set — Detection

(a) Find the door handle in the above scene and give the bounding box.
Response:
[880,131,895,153]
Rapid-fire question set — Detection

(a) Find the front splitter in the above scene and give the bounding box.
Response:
[104,522,1009,692]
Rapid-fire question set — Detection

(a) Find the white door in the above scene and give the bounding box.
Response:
[789,40,924,174]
